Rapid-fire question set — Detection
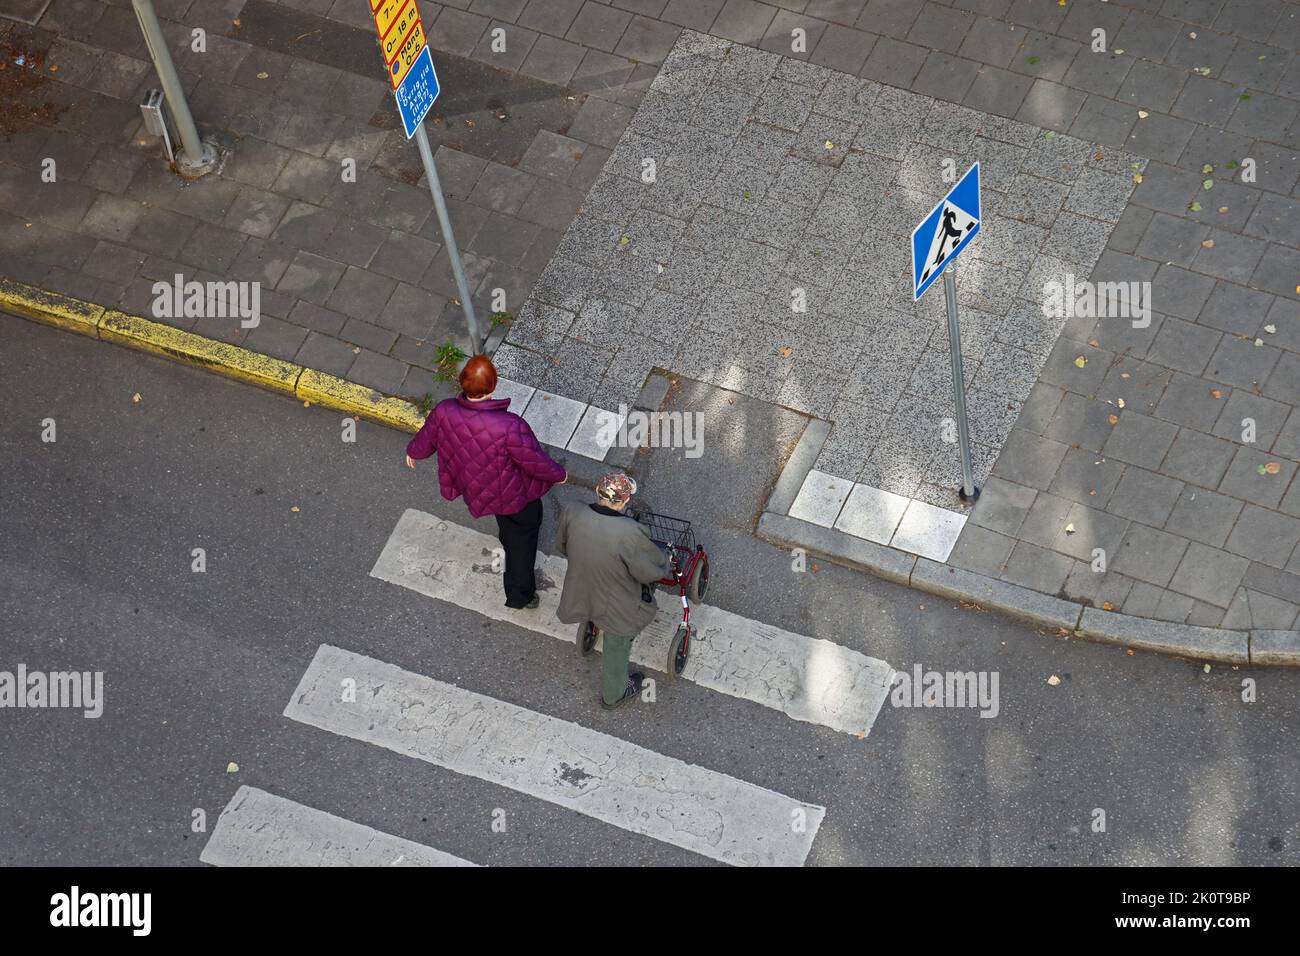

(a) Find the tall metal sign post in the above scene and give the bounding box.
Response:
[371,0,483,354]
[131,0,217,176]
[910,162,982,501]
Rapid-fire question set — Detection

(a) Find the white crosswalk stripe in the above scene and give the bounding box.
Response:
[285,644,826,866]
[371,508,896,737]
[200,786,477,867]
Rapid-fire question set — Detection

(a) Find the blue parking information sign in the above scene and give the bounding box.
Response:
[911,162,981,301]
[394,44,440,139]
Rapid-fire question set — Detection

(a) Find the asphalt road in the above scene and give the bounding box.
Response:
[1,313,1296,866]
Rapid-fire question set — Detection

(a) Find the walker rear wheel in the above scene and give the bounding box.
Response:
[576,621,599,657]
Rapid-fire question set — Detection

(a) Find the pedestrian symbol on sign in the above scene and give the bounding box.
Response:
[921,204,977,283]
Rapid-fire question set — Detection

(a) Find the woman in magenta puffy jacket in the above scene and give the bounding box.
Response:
[405,355,566,609]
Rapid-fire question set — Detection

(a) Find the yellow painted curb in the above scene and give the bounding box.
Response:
[0,278,103,337]
[98,309,302,395]
[4,283,429,434]
[297,368,425,432]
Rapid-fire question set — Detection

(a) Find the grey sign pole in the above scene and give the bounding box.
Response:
[131,0,216,177]
[942,269,978,501]
[413,125,483,356]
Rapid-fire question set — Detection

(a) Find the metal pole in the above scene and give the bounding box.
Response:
[131,0,216,176]
[943,269,978,501]
[414,124,483,355]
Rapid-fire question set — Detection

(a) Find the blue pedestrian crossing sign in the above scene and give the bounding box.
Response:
[911,162,981,301]
[394,44,440,139]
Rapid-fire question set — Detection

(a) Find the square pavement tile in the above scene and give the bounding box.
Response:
[789,469,854,527]
[492,377,537,414]
[833,482,912,545]
[566,404,625,462]
[521,390,587,449]
[1167,542,1250,609]
[890,499,968,563]
[1111,523,1190,588]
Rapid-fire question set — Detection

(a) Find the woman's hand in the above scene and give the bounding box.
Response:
[405,455,416,469]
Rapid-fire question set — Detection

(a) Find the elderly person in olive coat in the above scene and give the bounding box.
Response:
[555,474,671,709]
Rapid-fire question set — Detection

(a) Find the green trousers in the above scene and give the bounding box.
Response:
[601,632,636,704]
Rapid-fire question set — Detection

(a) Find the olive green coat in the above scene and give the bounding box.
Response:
[555,503,671,636]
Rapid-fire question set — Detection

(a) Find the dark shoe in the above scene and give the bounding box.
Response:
[601,672,645,710]
[505,594,540,610]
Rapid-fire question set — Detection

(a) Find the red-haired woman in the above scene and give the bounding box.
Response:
[405,355,566,609]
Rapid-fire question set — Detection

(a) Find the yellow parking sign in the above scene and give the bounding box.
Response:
[372,0,405,37]
[381,0,420,63]
[387,19,427,89]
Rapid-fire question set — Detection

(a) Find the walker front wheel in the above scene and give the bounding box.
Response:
[665,624,691,681]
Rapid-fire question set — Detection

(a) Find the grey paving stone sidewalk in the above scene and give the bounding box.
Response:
[499,30,1145,520]
[1,0,1298,632]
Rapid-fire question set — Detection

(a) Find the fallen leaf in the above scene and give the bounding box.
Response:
[1088,489,1097,496]
[132,392,142,403]
[1120,372,1130,378]
[1132,173,1143,183]
[291,505,301,512]
[233,18,241,26]
[1254,337,1263,347]
[1188,31,1197,38]
[1203,178,1214,189]
[1202,163,1214,174]
[1117,398,1125,408]
[49,64,57,72]
[810,563,819,572]
[1203,664,1211,673]
[1195,67,1211,75]
[1074,355,1088,368]
[824,140,834,149]
[1137,110,1149,119]
[1218,206,1228,213]
[1264,324,1276,334]
[1263,461,1282,475]
[1202,238,1214,248]
[227,762,239,773]
[1189,201,1203,212]
[1088,338,1100,347]
[1064,522,1076,534]
[1102,602,1115,611]
[303,400,311,407]
[1093,150,1104,161]
[256,71,269,79]
[779,346,793,358]
[1047,675,1062,686]
[1108,414,1119,425]
[1209,388,1222,399]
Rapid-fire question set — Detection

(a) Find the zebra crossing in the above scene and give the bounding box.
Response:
[200,786,477,867]
[371,508,896,738]
[201,511,898,867]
